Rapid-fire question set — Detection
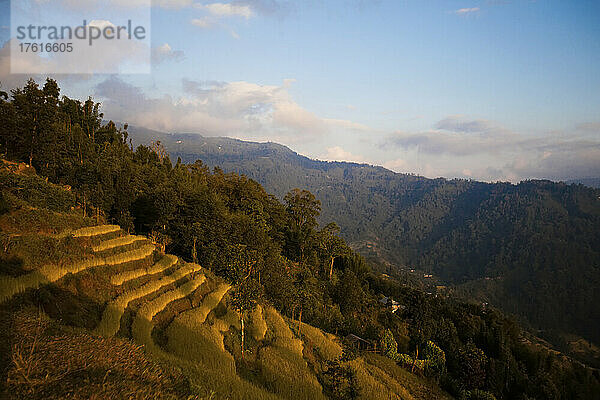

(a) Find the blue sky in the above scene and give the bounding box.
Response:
[1,0,599,181]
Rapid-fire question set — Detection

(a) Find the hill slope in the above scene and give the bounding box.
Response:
[128,129,600,348]
[0,163,450,400]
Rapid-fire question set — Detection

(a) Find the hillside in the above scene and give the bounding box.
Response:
[127,129,600,351]
[0,163,452,399]
[1,79,599,399]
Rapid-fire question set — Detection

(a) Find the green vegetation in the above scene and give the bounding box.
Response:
[0,78,598,399]
[144,130,600,352]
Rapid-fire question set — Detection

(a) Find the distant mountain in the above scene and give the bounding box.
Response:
[128,128,600,348]
[566,178,600,189]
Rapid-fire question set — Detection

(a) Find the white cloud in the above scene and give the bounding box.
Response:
[152,43,185,63]
[385,115,600,182]
[383,158,408,172]
[454,7,480,15]
[200,2,254,18]
[322,146,366,163]
[94,77,368,143]
[191,17,214,28]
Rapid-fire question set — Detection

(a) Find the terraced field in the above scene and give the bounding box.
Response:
[0,223,447,400]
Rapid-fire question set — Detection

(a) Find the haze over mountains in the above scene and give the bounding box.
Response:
[129,127,600,353]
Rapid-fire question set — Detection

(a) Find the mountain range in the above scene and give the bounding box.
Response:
[128,127,600,355]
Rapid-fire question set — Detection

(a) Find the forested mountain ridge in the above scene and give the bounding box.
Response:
[127,128,600,351]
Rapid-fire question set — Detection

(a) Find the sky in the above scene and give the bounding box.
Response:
[1,0,599,182]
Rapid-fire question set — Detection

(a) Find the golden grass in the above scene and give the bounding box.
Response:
[166,295,290,400]
[192,283,231,324]
[295,321,342,361]
[263,306,303,356]
[103,243,155,266]
[347,358,414,400]
[72,224,121,238]
[249,304,267,342]
[110,254,178,286]
[132,275,206,354]
[258,345,326,400]
[361,353,454,400]
[0,242,158,303]
[95,262,202,337]
[0,257,105,302]
[167,312,236,373]
[256,306,326,400]
[92,235,147,252]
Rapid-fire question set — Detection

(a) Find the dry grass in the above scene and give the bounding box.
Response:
[95,261,202,337]
[295,321,342,361]
[249,304,267,342]
[347,358,413,400]
[256,306,326,400]
[103,244,155,266]
[263,306,303,356]
[110,254,178,286]
[92,235,147,253]
[132,276,206,354]
[72,225,121,238]
[0,243,156,303]
[4,309,192,399]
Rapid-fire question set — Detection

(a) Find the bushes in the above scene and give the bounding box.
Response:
[0,170,75,212]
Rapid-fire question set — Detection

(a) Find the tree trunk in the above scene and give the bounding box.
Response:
[298,305,303,336]
[411,344,419,373]
[240,314,245,360]
[329,257,335,280]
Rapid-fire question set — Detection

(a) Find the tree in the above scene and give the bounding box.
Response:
[380,328,400,361]
[457,341,488,390]
[226,244,261,359]
[422,340,446,379]
[319,222,349,279]
[284,188,321,263]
